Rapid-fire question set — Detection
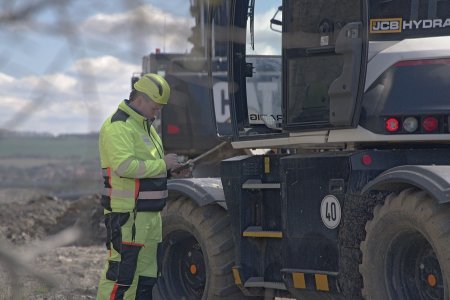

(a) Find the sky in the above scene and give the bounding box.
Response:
[0,0,281,135]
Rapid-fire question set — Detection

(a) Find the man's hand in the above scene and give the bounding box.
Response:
[164,153,179,170]
[171,160,193,177]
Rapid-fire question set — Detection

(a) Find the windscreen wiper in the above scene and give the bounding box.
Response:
[248,0,255,50]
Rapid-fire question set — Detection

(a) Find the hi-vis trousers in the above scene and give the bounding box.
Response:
[96,211,162,300]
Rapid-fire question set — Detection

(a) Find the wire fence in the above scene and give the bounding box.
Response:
[0,227,81,300]
[0,0,196,298]
[0,0,195,134]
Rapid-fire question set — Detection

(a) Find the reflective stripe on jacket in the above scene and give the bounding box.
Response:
[99,100,167,212]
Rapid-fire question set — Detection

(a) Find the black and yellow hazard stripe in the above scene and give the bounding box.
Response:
[284,269,338,293]
[232,266,243,285]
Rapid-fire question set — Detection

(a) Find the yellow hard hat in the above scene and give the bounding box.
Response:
[133,73,170,105]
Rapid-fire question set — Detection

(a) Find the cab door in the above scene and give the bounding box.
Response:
[282,0,366,130]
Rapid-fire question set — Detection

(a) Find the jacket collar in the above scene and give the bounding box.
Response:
[118,99,147,123]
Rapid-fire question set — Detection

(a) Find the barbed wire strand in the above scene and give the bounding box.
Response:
[0,226,81,299]
[0,0,139,298]
[0,0,198,298]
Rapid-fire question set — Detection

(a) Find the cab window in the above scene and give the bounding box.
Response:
[283,0,361,128]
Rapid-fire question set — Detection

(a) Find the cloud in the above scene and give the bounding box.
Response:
[80,4,194,54]
[0,3,195,135]
[0,72,15,84]
[23,73,78,92]
[0,3,284,135]
[0,56,139,135]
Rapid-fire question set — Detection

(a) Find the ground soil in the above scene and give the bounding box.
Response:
[0,189,106,299]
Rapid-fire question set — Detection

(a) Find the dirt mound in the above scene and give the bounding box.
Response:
[0,194,105,246]
[0,193,107,299]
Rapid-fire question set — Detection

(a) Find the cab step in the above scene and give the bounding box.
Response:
[244,277,287,290]
[242,179,281,189]
[243,226,283,238]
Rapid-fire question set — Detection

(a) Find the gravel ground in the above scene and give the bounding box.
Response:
[0,189,295,300]
[0,190,106,299]
[0,246,105,300]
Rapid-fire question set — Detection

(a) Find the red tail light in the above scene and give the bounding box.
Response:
[167,124,180,135]
[422,117,438,132]
[385,118,399,132]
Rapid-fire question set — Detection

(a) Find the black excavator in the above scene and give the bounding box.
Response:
[144,1,450,299]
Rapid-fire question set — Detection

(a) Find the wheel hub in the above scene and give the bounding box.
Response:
[163,231,206,299]
[387,232,443,300]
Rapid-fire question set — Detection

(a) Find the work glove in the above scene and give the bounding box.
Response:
[164,153,180,170]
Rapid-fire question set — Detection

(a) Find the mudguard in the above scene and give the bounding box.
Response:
[167,177,227,209]
[362,165,450,204]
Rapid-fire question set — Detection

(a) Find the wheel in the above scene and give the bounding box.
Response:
[154,196,249,300]
[360,188,450,300]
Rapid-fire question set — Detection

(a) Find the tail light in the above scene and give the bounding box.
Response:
[385,118,399,132]
[167,124,180,135]
[422,116,438,132]
[402,117,418,133]
[383,115,444,134]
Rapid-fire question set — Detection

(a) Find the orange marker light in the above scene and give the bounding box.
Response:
[427,274,437,287]
[190,264,198,275]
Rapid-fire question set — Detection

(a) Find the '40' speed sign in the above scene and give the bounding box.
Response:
[320,195,342,229]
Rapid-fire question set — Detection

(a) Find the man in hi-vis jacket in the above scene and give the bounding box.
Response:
[96,73,180,300]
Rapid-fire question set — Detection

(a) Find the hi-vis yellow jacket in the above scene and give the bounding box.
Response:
[99,100,167,213]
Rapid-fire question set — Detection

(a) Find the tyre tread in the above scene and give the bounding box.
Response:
[159,197,250,300]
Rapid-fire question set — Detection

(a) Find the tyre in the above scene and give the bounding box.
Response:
[154,196,249,300]
[360,188,450,300]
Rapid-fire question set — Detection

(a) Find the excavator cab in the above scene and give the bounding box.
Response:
[209,0,450,148]
[209,0,365,145]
